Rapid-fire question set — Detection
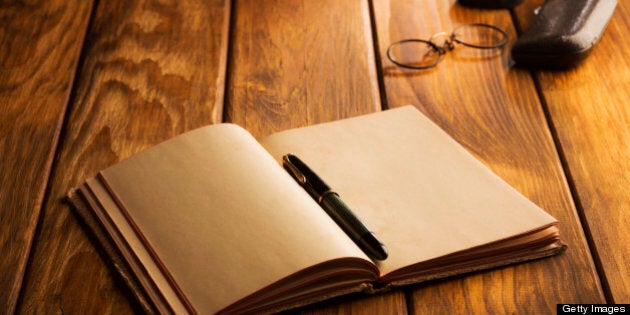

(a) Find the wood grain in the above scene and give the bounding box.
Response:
[373,0,605,312]
[226,0,381,139]
[298,291,408,315]
[0,1,92,312]
[17,0,230,313]
[514,0,630,303]
[10,0,628,312]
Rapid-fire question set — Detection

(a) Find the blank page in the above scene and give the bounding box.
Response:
[93,124,367,313]
[260,106,557,276]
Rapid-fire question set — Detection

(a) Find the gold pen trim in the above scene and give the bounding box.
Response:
[318,190,338,203]
[282,155,307,184]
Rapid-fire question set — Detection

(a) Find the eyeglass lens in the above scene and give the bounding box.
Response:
[452,23,507,49]
[387,40,442,69]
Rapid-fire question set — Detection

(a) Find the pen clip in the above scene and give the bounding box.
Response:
[282,155,307,184]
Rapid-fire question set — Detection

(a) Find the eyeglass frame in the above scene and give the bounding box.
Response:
[386,23,509,70]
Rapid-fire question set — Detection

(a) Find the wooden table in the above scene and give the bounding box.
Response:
[2,0,628,313]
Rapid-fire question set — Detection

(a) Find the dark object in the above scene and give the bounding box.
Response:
[511,0,617,69]
[458,0,523,9]
[282,154,388,261]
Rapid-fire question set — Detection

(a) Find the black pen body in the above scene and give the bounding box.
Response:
[282,154,388,261]
[320,193,388,261]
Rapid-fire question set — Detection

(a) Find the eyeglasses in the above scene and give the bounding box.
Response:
[386,23,508,70]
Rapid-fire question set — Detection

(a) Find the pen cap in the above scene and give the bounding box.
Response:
[282,154,332,201]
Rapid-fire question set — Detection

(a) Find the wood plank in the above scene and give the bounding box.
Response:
[0,1,93,312]
[514,0,630,303]
[372,0,605,312]
[17,0,230,313]
[226,0,381,138]
[298,291,408,314]
[226,0,394,311]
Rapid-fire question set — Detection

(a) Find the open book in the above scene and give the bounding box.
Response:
[69,106,565,314]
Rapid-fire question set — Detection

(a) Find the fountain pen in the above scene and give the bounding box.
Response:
[282,154,388,261]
